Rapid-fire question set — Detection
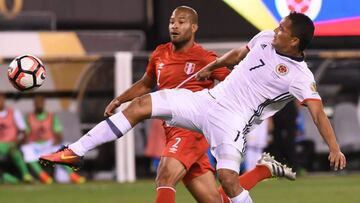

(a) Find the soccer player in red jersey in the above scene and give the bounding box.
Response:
[40,6,296,203]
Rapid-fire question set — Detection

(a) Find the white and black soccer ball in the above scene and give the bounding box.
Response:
[7,55,46,91]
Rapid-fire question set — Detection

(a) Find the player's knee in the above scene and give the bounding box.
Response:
[125,96,151,118]
[155,165,178,187]
[155,173,175,187]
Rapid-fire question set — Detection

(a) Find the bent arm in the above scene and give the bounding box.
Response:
[196,46,249,80]
[114,73,156,104]
[207,46,250,72]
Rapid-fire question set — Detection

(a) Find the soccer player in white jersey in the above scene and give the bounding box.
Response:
[40,12,346,203]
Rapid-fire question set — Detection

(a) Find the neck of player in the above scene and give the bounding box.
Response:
[172,37,195,53]
[276,47,303,59]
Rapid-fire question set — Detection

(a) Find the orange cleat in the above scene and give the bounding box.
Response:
[39,145,83,171]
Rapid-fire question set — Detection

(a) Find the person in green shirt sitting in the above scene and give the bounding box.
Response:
[21,94,85,184]
[0,92,33,184]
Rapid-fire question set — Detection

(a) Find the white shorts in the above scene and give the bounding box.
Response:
[150,89,247,172]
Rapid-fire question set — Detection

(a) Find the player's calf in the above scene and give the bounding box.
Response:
[217,169,242,198]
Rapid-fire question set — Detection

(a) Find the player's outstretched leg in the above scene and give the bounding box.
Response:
[39,95,153,169]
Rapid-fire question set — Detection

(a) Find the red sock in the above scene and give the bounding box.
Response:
[155,187,176,203]
[239,165,271,190]
[218,165,271,201]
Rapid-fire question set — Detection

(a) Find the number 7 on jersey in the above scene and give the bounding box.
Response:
[249,59,265,71]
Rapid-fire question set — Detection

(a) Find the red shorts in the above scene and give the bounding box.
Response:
[162,126,215,185]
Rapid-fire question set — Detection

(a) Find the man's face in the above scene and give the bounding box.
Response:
[168,9,196,45]
[272,17,298,51]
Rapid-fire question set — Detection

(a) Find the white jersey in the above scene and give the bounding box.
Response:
[209,30,321,135]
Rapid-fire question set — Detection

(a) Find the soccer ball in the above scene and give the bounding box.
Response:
[7,55,46,91]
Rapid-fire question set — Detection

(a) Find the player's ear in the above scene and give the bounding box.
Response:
[291,37,300,49]
[192,24,198,33]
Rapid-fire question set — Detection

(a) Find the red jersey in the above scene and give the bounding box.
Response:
[146,42,230,91]
[146,42,230,142]
[0,108,18,142]
[145,42,229,176]
[27,112,55,142]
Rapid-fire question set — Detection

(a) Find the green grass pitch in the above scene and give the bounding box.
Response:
[1,174,359,203]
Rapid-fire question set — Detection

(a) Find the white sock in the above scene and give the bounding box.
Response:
[69,112,132,156]
[230,190,253,203]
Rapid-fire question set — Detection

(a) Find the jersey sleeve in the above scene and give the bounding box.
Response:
[247,30,274,50]
[205,51,231,81]
[289,74,321,104]
[145,49,158,80]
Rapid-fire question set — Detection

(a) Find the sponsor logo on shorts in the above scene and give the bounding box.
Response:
[169,148,177,153]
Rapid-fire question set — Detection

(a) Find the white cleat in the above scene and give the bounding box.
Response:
[256,152,296,181]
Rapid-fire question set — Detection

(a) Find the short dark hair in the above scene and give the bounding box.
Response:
[287,12,314,51]
[175,6,198,24]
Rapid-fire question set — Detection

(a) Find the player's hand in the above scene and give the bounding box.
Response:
[196,69,212,81]
[104,99,121,117]
[328,150,346,171]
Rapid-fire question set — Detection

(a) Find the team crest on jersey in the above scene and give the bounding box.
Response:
[310,82,318,92]
[184,62,196,75]
[275,64,288,76]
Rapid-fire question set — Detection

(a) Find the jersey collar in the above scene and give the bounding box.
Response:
[275,50,304,62]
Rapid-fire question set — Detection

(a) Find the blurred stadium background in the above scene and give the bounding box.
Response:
[0,0,360,202]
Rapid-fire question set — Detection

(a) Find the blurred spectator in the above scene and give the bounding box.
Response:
[0,92,33,183]
[144,119,166,173]
[21,94,85,184]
